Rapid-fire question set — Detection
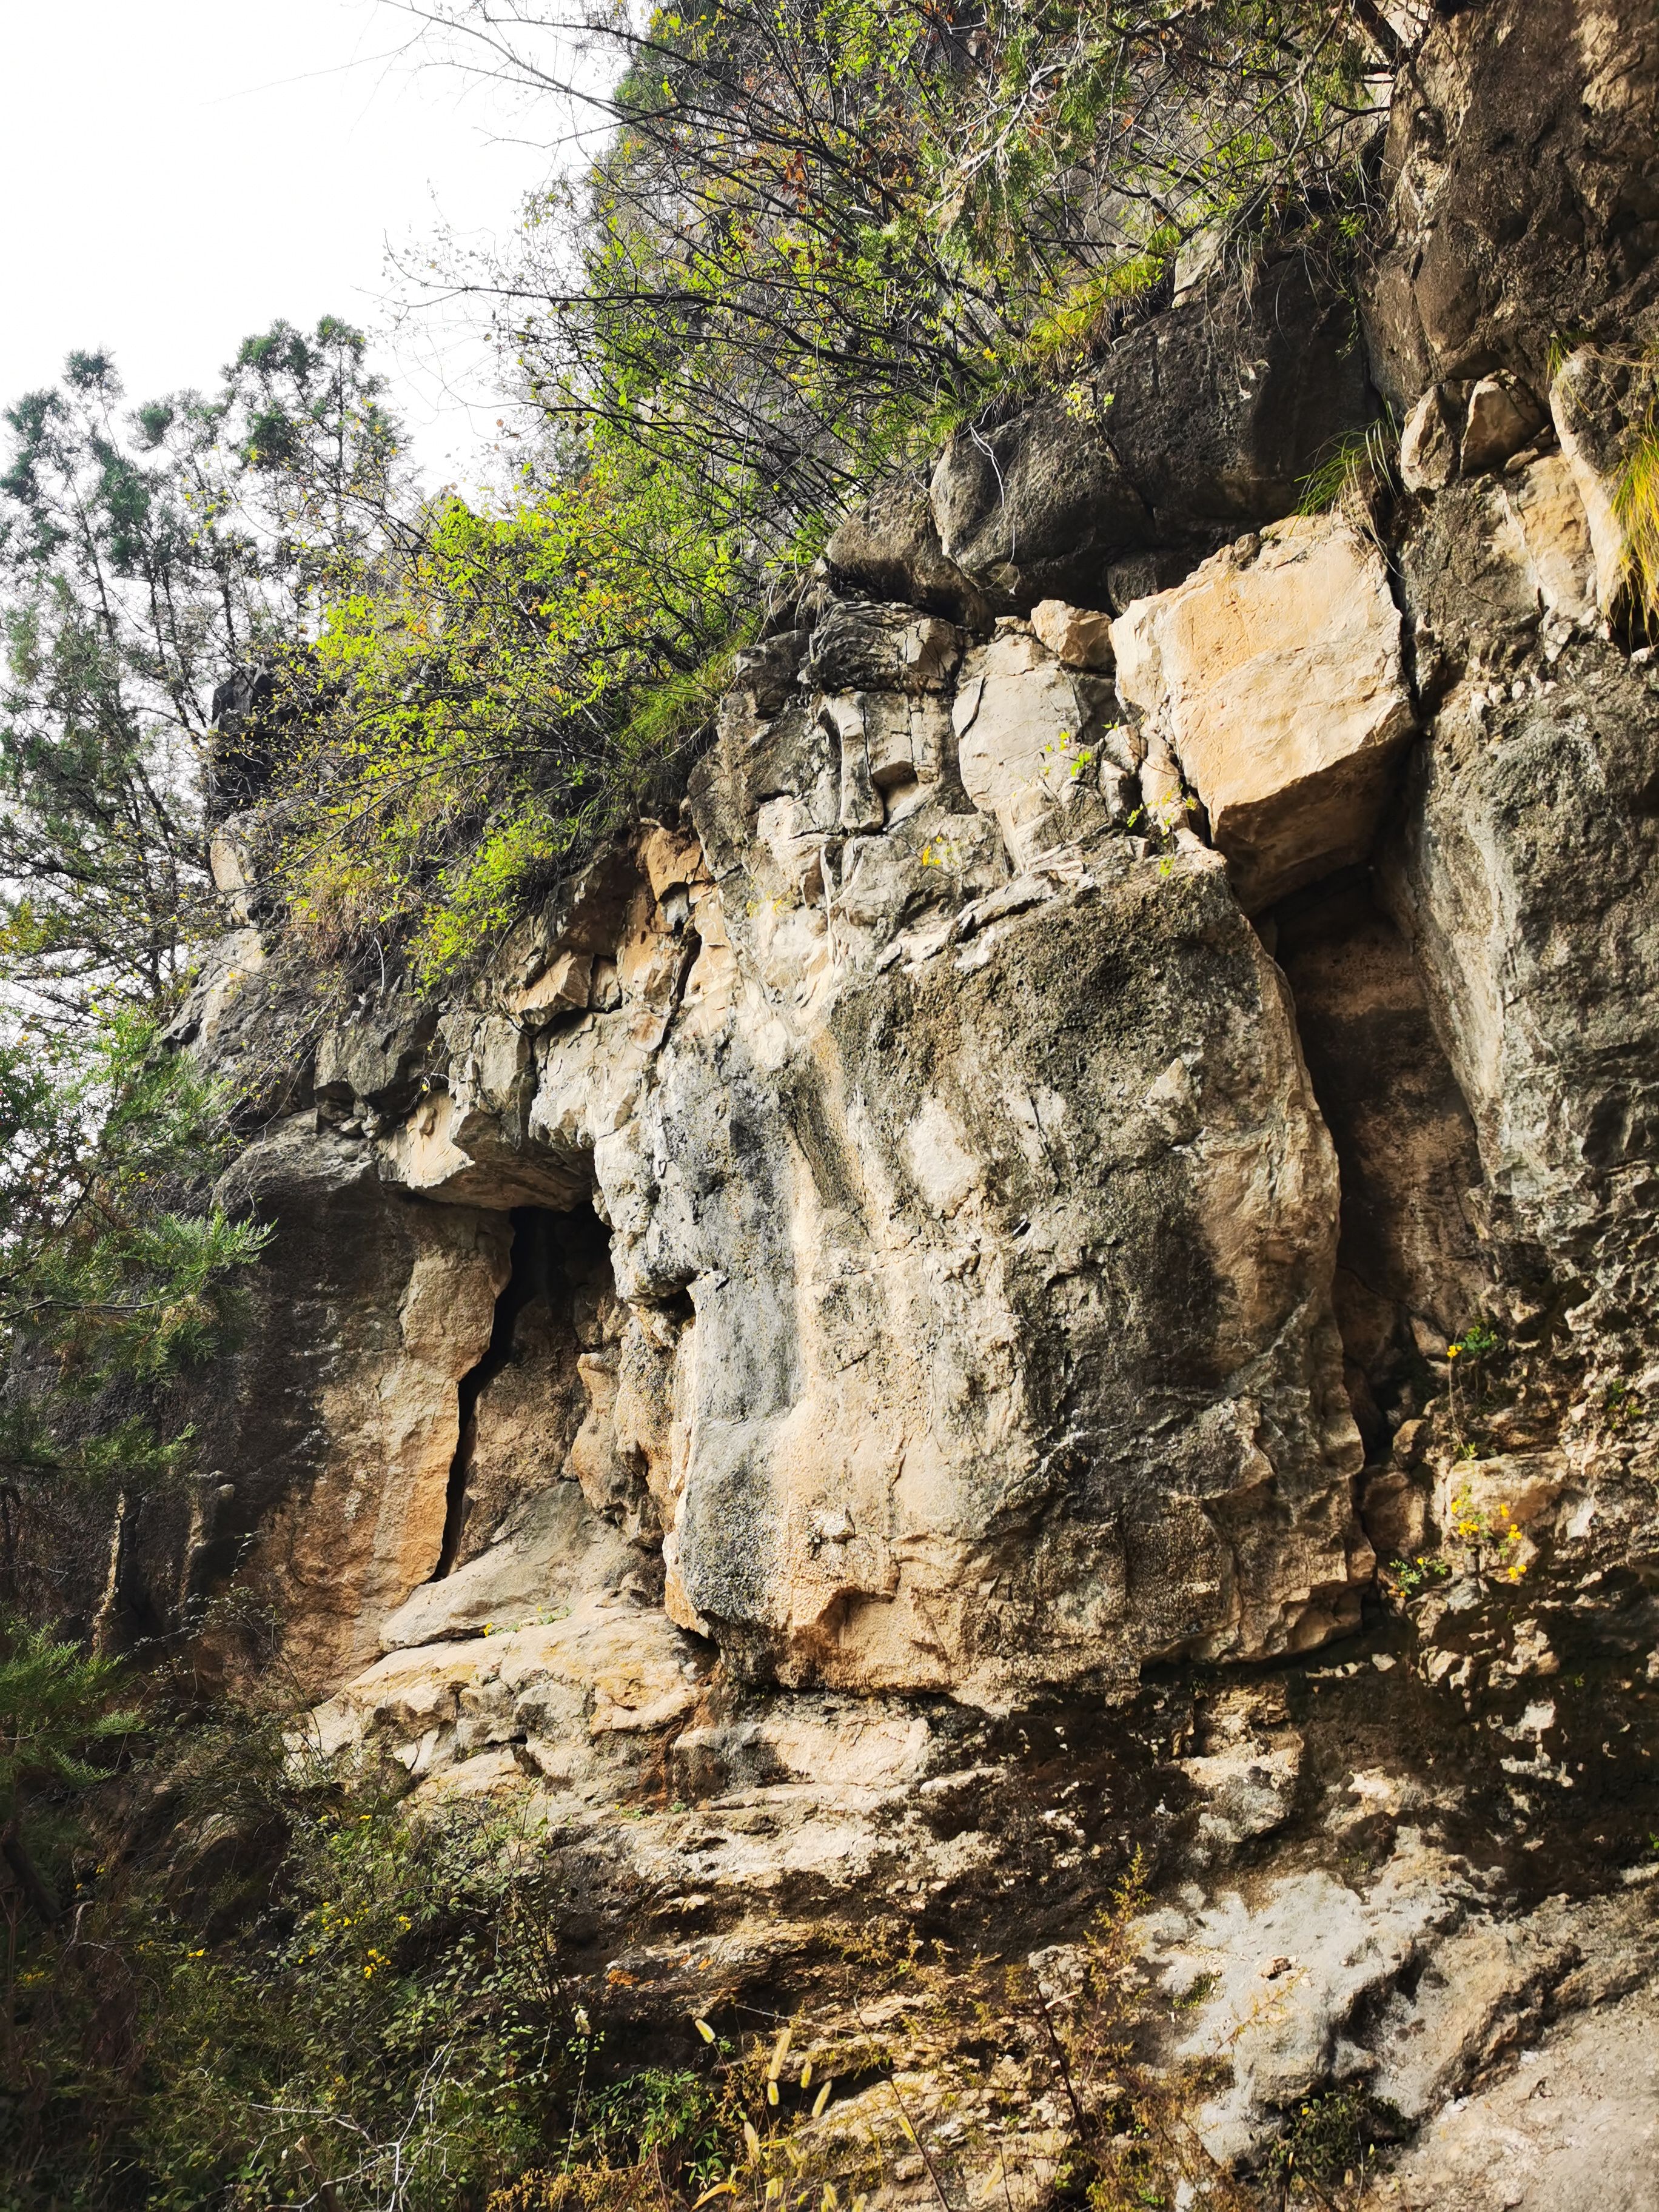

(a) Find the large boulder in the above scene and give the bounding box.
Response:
[1362,0,1659,412]
[621,846,1366,1699]
[1379,631,1659,1273]
[822,472,990,627]
[930,260,1373,612]
[1111,515,1417,912]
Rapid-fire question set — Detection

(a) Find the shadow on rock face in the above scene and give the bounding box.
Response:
[929,258,1375,614]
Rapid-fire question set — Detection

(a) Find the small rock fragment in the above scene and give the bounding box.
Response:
[1461,374,1546,475]
[1029,597,1116,671]
[1400,384,1463,491]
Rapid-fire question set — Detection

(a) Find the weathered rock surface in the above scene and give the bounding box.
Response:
[1028,597,1114,671]
[1362,0,1659,412]
[1112,516,1417,911]
[122,30,1659,2195]
[1381,629,1659,1278]
[204,1122,514,1682]
[1354,1871,1659,2209]
[1147,1839,1464,2165]
[306,1590,711,1791]
[206,581,1390,1705]
[951,625,1124,860]
[1461,372,1549,476]
[928,260,1372,612]
[181,275,1656,1758]
[1275,876,1489,1453]
[823,472,990,627]
[1399,383,1464,492]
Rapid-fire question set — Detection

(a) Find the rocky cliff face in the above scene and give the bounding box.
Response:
[126,3,1659,2199]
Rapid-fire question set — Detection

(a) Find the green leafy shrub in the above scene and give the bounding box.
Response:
[2,1711,585,2212]
[272,449,746,988]
[1260,2085,1399,2202]
[253,0,1399,990]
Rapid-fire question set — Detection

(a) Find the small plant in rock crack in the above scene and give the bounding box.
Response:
[1042,728,1097,788]
[1261,2085,1401,2207]
[1386,1553,1451,1597]
[1449,1321,1503,1361]
[1447,1488,1529,1583]
[1126,793,1199,879]
[918,835,965,871]
[1602,1376,1644,1433]
[1444,1319,1505,1455]
[1613,383,1659,632]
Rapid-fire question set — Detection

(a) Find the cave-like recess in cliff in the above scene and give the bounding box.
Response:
[430,1203,606,1579]
[1267,868,1487,1461]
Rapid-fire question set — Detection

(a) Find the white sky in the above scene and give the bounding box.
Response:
[0,0,565,489]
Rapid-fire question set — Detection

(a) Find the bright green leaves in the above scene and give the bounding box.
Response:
[255,0,1389,997]
[276,433,745,985]
[0,1010,270,1419]
[486,0,1386,592]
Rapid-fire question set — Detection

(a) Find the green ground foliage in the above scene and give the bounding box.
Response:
[2,1686,1289,2212]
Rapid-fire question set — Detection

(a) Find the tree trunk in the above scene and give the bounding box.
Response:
[1,1819,62,1928]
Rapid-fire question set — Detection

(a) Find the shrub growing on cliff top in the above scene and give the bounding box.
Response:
[418,0,1396,530]
[1,15,1406,1007]
[270,433,745,986]
[257,0,1401,990]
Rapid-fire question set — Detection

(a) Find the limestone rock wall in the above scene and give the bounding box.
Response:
[169,0,1659,1709]
[124,5,1659,2196]
[190,406,1657,1718]
[208,609,1378,1703]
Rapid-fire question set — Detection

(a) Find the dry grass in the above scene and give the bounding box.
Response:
[478,1860,1276,2212]
[1614,422,1659,631]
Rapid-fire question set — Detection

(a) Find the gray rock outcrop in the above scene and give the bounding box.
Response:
[103,8,1659,2199]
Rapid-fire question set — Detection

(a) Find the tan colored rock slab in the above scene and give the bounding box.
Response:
[304,1592,711,1789]
[1028,597,1115,669]
[1461,372,1545,475]
[1112,514,1416,911]
[1401,385,1461,492]
[1493,451,1598,628]
[511,950,591,1017]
